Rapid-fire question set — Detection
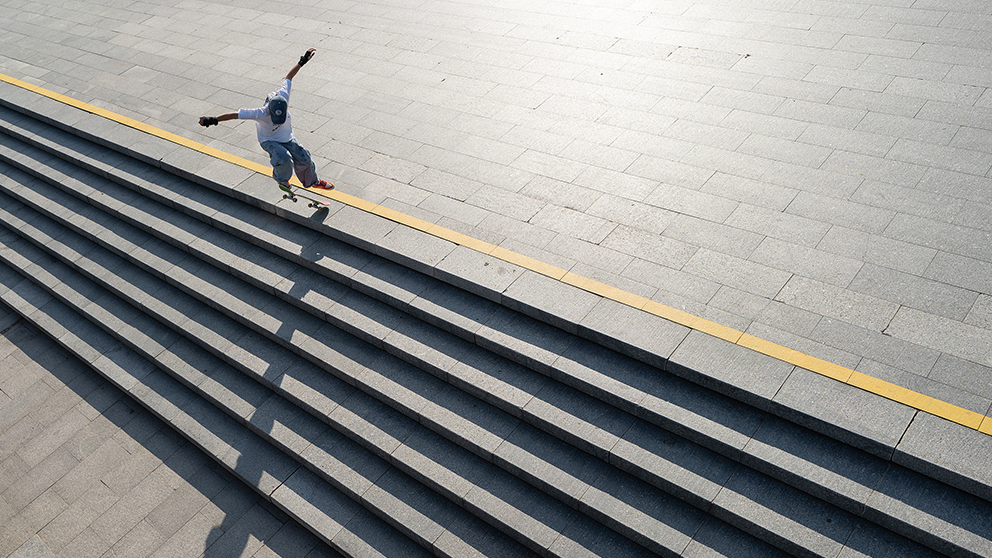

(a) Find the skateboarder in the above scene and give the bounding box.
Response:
[198,47,332,194]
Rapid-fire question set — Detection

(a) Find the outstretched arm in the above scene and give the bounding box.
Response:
[198,112,238,127]
[286,48,316,80]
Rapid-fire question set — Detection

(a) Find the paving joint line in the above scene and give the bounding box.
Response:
[3,72,987,437]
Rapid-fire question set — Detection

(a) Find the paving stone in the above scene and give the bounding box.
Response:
[750,237,864,288]
[38,480,118,552]
[922,251,992,295]
[885,306,992,370]
[858,359,991,417]
[501,270,600,335]
[669,330,794,412]
[6,3,992,556]
[375,223,455,276]
[776,275,899,333]
[771,367,917,459]
[1,446,78,514]
[837,519,945,558]
[7,535,55,558]
[742,414,889,515]
[205,502,283,558]
[89,469,174,546]
[683,248,792,300]
[865,464,992,557]
[894,411,992,502]
[612,419,735,510]
[712,465,858,558]
[579,468,706,557]
[927,353,992,401]
[578,298,690,371]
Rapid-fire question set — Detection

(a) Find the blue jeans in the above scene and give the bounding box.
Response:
[260,138,319,187]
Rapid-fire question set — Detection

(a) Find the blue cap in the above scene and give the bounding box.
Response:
[268,95,288,124]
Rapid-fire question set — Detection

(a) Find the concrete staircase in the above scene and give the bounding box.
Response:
[1,84,991,558]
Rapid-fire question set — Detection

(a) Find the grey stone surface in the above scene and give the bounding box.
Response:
[579,469,706,557]
[5,1,992,555]
[433,245,523,304]
[668,330,794,411]
[612,419,735,511]
[857,359,991,417]
[407,279,501,341]
[324,205,397,255]
[363,467,458,548]
[463,464,579,555]
[927,353,992,403]
[772,367,918,459]
[523,380,635,462]
[579,297,691,371]
[894,411,992,502]
[420,380,521,460]
[838,520,945,558]
[865,464,992,557]
[0,317,344,558]
[741,415,889,515]
[501,270,601,335]
[493,421,608,509]
[374,223,455,277]
[712,466,858,558]
[476,306,577,375]
[435,511,540,558]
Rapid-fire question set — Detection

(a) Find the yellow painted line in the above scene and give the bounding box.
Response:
[562,273,648,308]
[848,372,985,429]
[645,301,743,344]
[324,188,377,212]
[981,416,992,436]
[6,73,988,437]
[426,224,498,254]
[739,334,853,382]
[370,205,433,232]
[492,246,567,280]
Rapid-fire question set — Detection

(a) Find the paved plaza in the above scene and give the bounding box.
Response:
[2,0,990,409]
[0,308,337,557]
[2,0,992,555]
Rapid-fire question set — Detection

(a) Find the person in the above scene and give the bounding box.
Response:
[198,48,333,194]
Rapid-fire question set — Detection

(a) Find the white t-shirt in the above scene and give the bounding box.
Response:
[239,79,294,143]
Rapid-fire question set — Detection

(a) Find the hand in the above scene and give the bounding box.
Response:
[299,48,316,66]
[199,116,218,127]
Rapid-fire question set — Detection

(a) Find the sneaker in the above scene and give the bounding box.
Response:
[311,180,334,190]
[277,182,292,194]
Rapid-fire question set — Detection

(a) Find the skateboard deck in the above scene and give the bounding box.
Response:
[281,184,330,209]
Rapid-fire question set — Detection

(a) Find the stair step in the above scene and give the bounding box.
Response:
[0,143,846,558]
[0,173,676,557]
[0,261,423,558]
[0,125,786,557]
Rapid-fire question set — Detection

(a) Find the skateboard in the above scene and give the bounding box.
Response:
[280,184,330,209]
